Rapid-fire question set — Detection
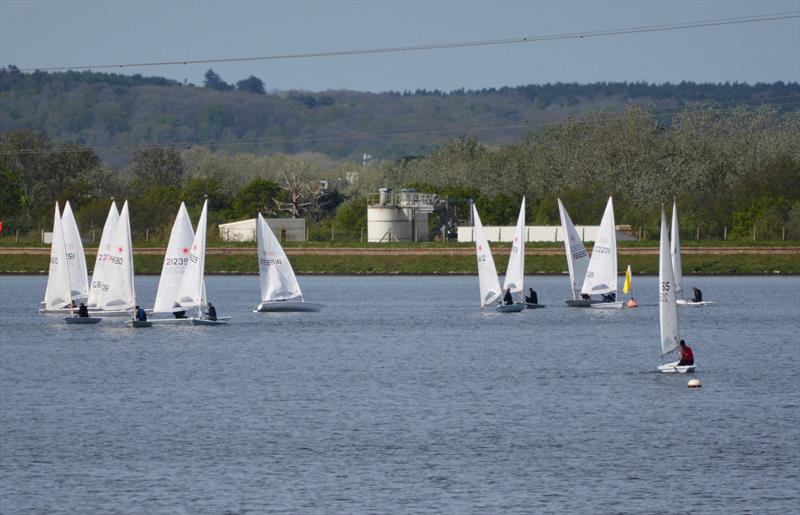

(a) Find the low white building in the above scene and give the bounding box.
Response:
[457,225,636,243]
[218,218,306,242]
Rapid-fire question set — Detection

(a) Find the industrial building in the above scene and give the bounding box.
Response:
[367,188,438,242]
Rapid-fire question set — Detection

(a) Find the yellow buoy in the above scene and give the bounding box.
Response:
[688,379,702,388]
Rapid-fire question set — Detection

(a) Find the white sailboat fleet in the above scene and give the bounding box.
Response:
[559,197,623,308]
[672,200,713,307]
[253,213,323,312]
[658,205,696,373]
[472,202,525,313]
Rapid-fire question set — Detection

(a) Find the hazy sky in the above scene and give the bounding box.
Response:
[1,0,798,92]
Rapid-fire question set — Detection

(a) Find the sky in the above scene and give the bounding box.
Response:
[1,0,798,93]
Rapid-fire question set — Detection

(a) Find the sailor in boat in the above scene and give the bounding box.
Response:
[135,305,147,322]
[691,287,703,303]
[601,292,616,303]
[173,309,187,319]
[503,288,513,305]
[206,302,217,321]
[77,302,89,317]
[677,340,694,367]
[580,293,591,300]
[524,288,538,304]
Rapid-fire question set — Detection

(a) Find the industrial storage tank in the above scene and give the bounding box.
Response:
[367,188,431,242]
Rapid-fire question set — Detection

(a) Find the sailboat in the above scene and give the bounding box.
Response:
[254,213,323,312]
[658,206,696,373]
[61,201,90,303]
[152,200,230,325]
[582,197,624,309]
[558,199,596,307]
[672,200,713,307]
[151,202,196,317]
[42,203,74,313]
[473,204,524,313]
[502,197,544,309]
[91,201,144,325]
[87,201,119,309]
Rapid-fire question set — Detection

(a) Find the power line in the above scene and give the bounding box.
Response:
[14,11,800,72]
[1,95,798,157]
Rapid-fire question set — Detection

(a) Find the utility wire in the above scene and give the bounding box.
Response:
[14,11,800,72]
[1,95,798,156]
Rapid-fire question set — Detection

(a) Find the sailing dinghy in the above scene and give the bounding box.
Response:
[150,200,230,325]
[473,204,524,313]
[254,213,323,312]
[61,201,90,303]
[657,206,696,373]
[150,202,197,321]
[87,201,119,309]
[558,199,598,307]
[671,200,714,307]
[502,197,544,309]
[582,197,624,309]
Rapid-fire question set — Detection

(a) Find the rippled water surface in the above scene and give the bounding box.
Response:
[1,274,798,513]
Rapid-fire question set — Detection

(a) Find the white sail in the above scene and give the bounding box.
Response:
[95,201,136,311]
[473,204,502,307]
[257,213,303,302]
[153,202,196,312]
[670,199,684,300]
[176,200,208,312]
[558,198,590,300]
[581,197,618,296]
[87,201,119,307]
[61,201,89,301]
[502,197,525,296]
[659,207,680,355]
[43,203,72,310]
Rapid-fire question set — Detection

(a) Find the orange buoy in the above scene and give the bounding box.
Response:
[626,298,638,308]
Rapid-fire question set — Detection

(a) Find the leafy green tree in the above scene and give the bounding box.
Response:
[236,76,265,95]
[130,148,184,191]
[231,179,281,218]
[203,69,233,91]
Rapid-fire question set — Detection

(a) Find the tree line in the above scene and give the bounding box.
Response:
[1,103,798,243]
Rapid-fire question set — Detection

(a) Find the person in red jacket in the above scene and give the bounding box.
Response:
[677,340,694,366]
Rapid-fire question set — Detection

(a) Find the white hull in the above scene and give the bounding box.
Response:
[149,316,231,326]
[590,302,625,310]
[658,360,696,373]
[495,304,526,313]
[63,316,102,324]
[677,300,714,307]
[255,301,324,313]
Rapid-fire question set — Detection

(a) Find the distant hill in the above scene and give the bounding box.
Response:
[1,67,798,166]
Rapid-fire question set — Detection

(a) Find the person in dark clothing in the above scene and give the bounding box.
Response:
[502,289,513,305]
[207,303,217,321]
[173,310,186,319]
[601,292,616,302]
[580,293,591,300]
[77,302,89,317]
[525,288,538,304]
[135,305,147,322]
[677,340,694,366]
[691,287,703,303]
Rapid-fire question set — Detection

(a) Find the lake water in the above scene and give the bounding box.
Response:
[1,275,798,513]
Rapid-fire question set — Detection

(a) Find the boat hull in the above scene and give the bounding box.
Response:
[495,304,526,313]
[590,302,625,310]
[677,300,714,307]
[126,320,153,328]
[658,360,696,373]
[149,316,231,326]
[63,316,102,324]
[564,299,602,308]
[254,301,324,313]
[524,303,546,309]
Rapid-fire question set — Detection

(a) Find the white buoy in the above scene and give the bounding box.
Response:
[688,379,702,388]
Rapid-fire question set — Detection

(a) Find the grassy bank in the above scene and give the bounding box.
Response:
[2,252,798,275]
